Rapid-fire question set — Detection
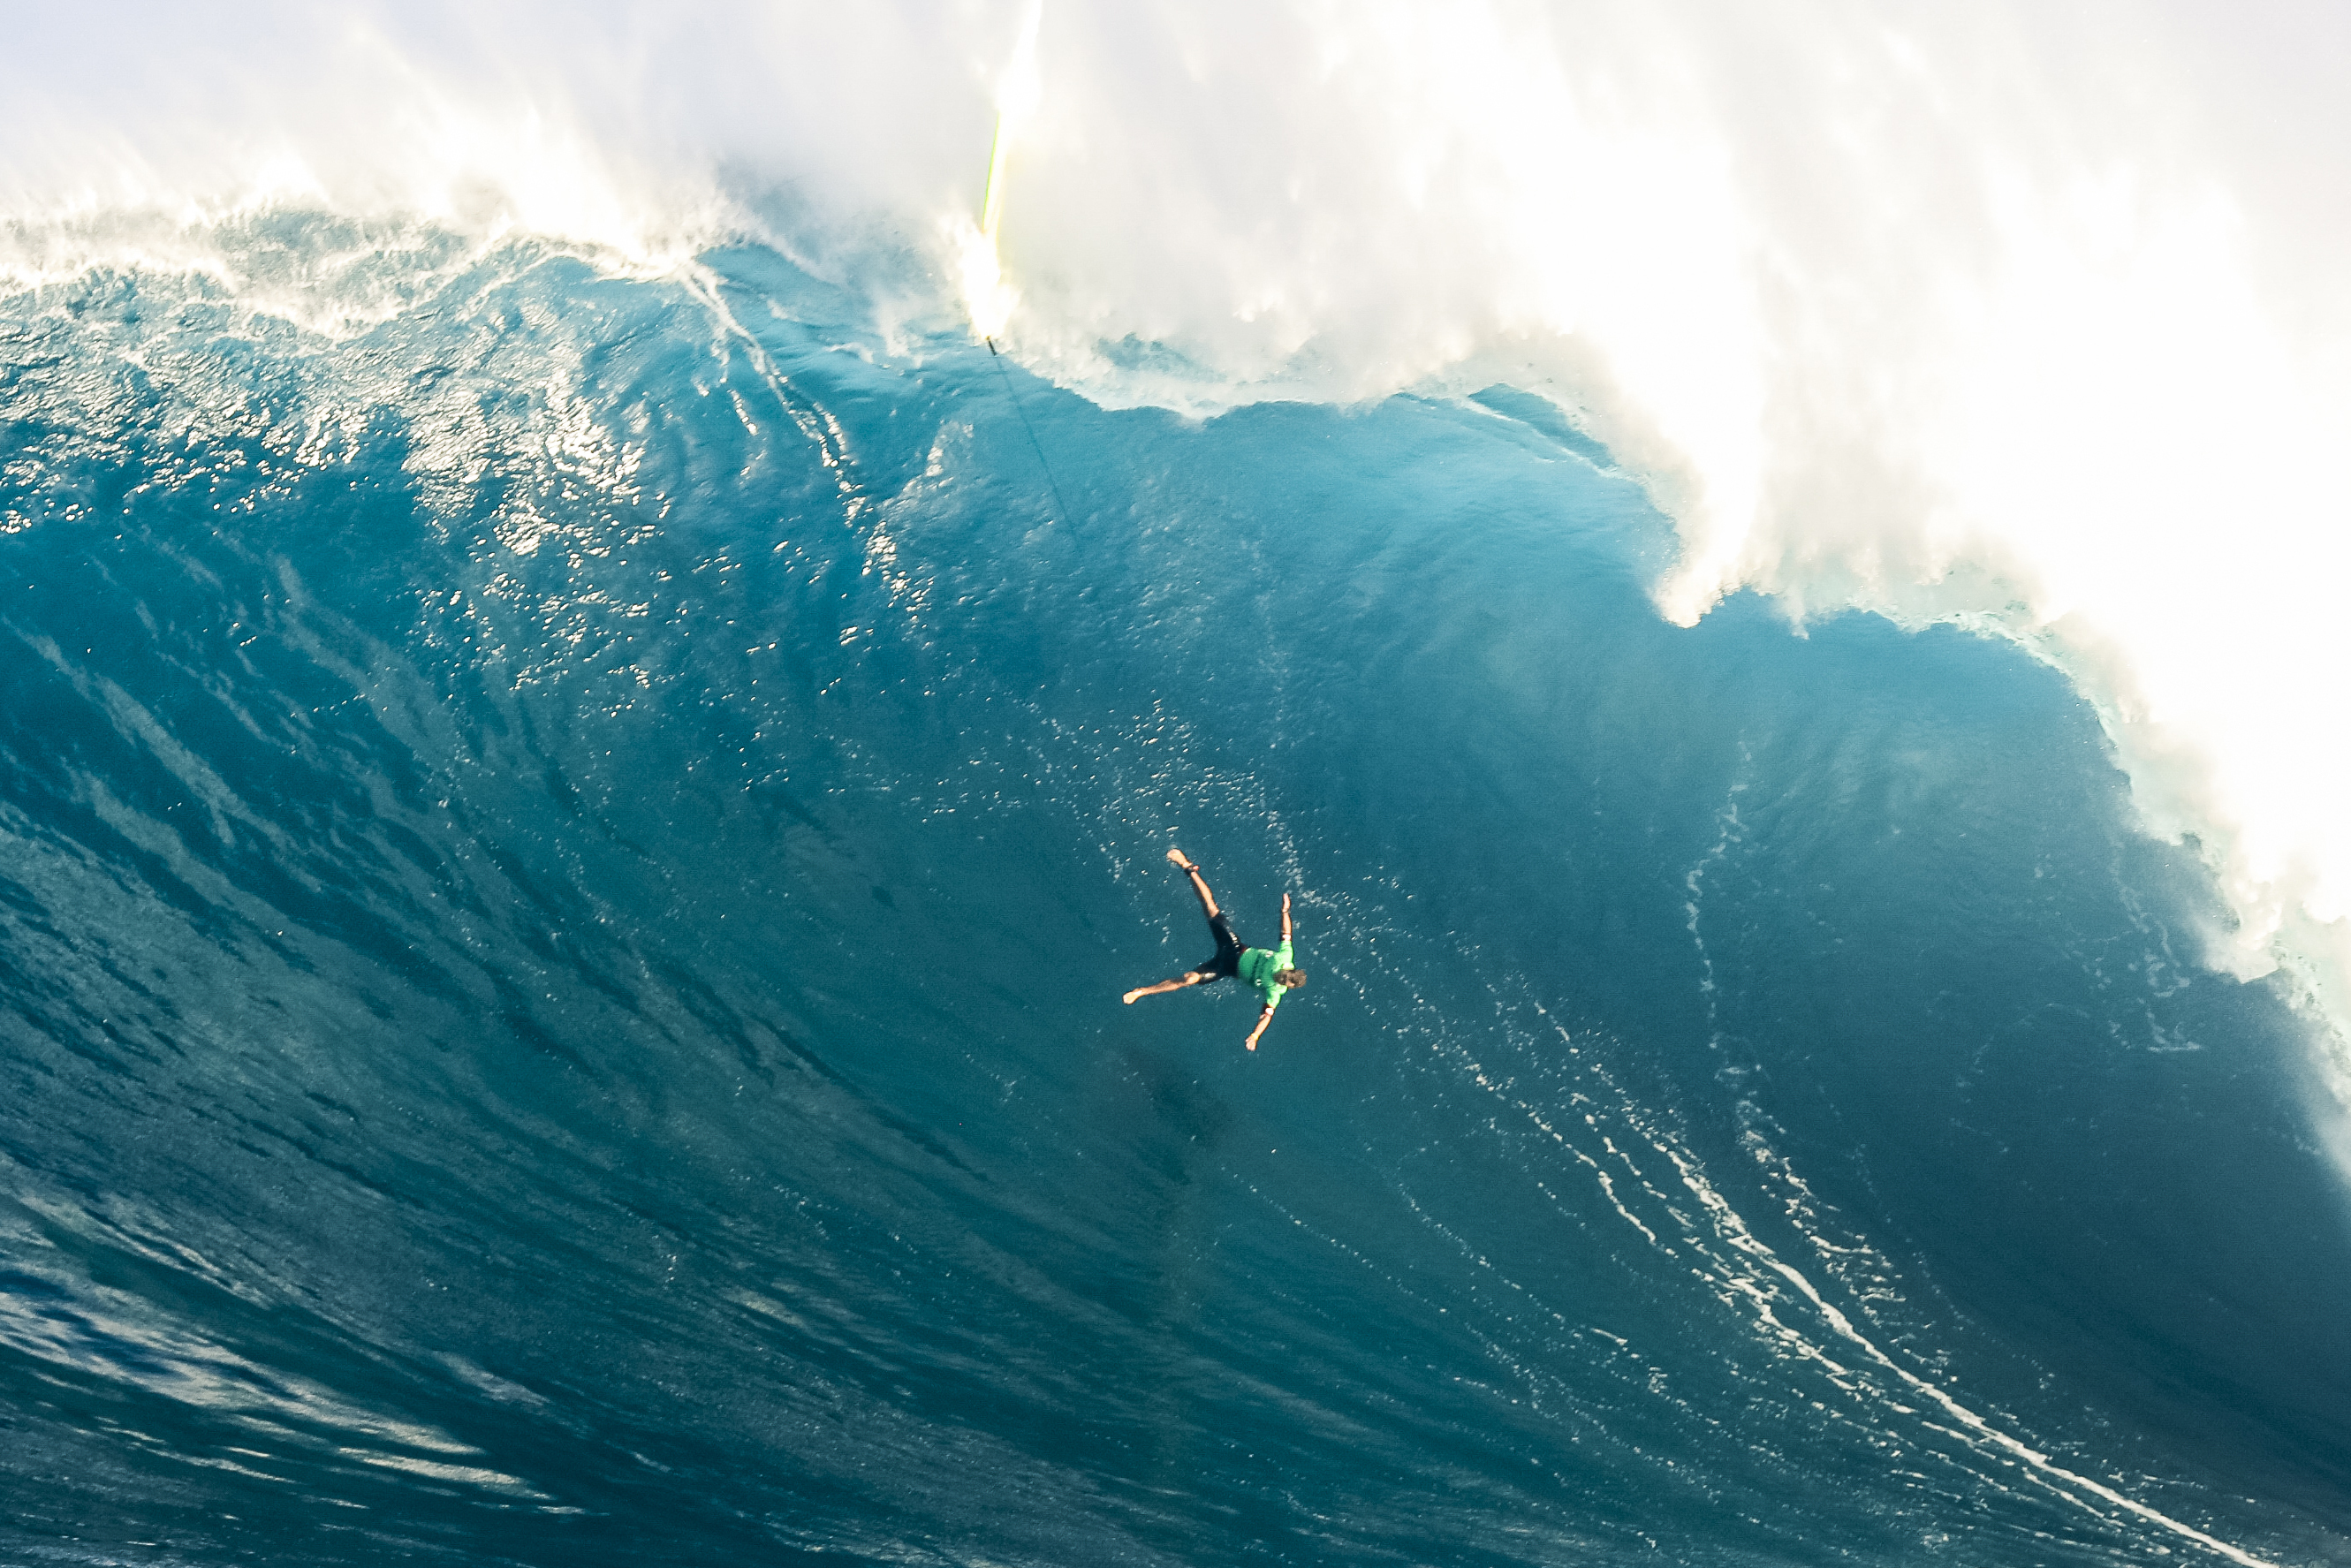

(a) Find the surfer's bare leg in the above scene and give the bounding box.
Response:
[1125,970,1212,1005]
[1122,852,1224,1003]
[1167,848,1220,920]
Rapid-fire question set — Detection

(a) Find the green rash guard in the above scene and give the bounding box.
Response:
[1237,939,1295,1011]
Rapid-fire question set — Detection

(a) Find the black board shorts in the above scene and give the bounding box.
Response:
[1194,912,1245,981]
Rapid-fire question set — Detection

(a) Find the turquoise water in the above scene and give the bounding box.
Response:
[1,236,2346,1565]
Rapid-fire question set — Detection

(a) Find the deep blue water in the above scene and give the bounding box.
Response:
[3,235,2348,1565]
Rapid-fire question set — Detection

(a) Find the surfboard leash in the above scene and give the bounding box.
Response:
[986,337,1074,529]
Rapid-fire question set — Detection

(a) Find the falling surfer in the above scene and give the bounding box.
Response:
[1123,848,1306,1050]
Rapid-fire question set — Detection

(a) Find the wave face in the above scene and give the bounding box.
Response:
[12,0,2351,1096]
[3,230,2350,1565]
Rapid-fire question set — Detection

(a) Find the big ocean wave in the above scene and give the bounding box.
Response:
[4,4,2350,1564]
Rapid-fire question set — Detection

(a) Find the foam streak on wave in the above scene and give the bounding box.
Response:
[1438,995,2277,1567]
[1657,1142,2275,1568]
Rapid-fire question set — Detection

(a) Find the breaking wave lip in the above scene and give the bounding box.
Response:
[950,2,2351,1134]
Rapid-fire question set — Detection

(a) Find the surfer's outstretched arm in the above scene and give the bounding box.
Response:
[1168,848,1220,920]
[1125,970,1211,1005]
[1244,894,1293,1049]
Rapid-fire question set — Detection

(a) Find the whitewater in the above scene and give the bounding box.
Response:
[4,2,2350,1564]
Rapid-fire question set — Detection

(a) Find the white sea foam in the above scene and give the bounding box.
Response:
[10,3,2351,1083]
